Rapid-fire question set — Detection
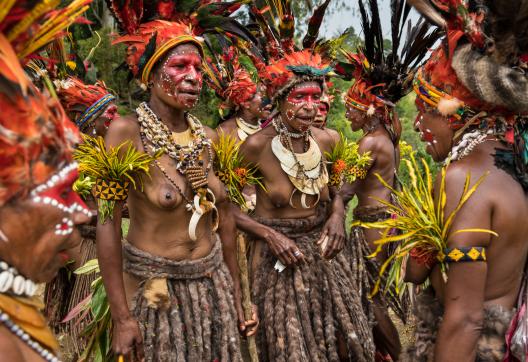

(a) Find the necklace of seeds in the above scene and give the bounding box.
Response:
[273,118,323,181]
[136,102,213,176]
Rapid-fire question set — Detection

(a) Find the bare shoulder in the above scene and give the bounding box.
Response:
[312,127,339,153]
[216,118,237,136]
[105,114,139,148]
[0,326,25,361]
[240,126,273,163]
[203,125,219,144]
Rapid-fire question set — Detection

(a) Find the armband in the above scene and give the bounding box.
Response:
[439,246,487,263]
[93,178,130,201]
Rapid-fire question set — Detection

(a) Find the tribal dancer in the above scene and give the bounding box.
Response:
[43,75,117,357]
[398,1,528,360]
[100,1,257,360]
[337,1,440,360]
[0,1,93,360]
[209,45,270,142]
[231,1,375,360]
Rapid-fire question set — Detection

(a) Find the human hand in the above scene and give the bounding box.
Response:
[317,212,345,260]
[263,228,305,266]
[238,304,259,337]
[112,316,144,361]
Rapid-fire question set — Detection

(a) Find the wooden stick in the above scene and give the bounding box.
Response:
[237,233,259,362]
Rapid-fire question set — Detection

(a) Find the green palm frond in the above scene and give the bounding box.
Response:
[213,132,264,208]
[353,154,497,295]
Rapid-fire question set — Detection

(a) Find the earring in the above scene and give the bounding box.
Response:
[92,128,97,136]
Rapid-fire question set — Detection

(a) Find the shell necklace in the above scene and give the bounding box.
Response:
[235,117,260,141]
[136,103,217,241]
[446,128,496,165]
[271,118,328,208]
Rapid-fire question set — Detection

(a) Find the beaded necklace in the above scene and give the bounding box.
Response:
[137,102,212,180]
[235,117,260,141]
[136,103,217,241]
[0,261,59,361]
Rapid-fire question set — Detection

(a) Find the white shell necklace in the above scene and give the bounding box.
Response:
[445,129,496,165]
[235,117,260,141]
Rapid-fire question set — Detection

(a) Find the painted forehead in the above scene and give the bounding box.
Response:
[289,81,322,94]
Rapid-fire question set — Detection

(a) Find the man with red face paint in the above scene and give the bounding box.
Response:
[0,2,93,360]
[399,2,528,361]
[98,6,256,360]
[335,2,442,360]
[233,47,375,361]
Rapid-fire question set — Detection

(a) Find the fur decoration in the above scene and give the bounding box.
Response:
[437,96,463,116]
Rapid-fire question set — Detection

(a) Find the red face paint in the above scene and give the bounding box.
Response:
[318,103,329,117]
[287,85,322,106]
[159,52,203,108]
[30,164,91,217]
[101,104,118,127]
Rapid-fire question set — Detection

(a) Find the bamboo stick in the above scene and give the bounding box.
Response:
[237,233,259,362]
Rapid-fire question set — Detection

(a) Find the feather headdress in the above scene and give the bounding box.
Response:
[54,77,115,131]
[410,0,528,189]
[336,0,441,120]
[107,0,256,86]
[247,0,334,101]
[205,42,258,112]
[0,1,91,206]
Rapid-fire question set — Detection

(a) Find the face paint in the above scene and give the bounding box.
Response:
[101,104,118,128]
[286,85,322,107]
[30,163,92,236]
[158,51,203,108]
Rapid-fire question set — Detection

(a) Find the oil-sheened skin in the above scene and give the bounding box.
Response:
[407,110,528,361]
[96,43,255,359]
[340,107,402,360]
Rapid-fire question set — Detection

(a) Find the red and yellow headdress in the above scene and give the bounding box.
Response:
[107,0,254,87]
[205,44,258,112]
[0,1,90,207]
[411,0,528,190]
[246,0,334,102]
[54,77,115,131]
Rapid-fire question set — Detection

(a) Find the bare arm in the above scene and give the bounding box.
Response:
[96,117,143,358]
[434,167,492,362]
[216,201,244,324]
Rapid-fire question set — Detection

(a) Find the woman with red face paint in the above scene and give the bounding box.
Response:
[238,48,375,362]
[42,75,118,355]
[397,2,528,361]
[226,3,375,360]
[313,94,332,130]
[334,2,441,360]
[0,2,93,361]
[97,2,258,361]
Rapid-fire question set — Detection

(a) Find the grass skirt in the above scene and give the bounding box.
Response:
[251,206,375,361]
[123,236,242,362]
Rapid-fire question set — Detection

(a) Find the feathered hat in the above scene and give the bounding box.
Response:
[54,77,116,131]
[0,0,90,207]
[410,0,528,188]
[246,0,334,102]
[205,41,258,115]
[107,0,256,87]
[336,0,441,121]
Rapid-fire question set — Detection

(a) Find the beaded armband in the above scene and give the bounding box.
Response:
[93,179,130,201]
[438,246,487,263]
